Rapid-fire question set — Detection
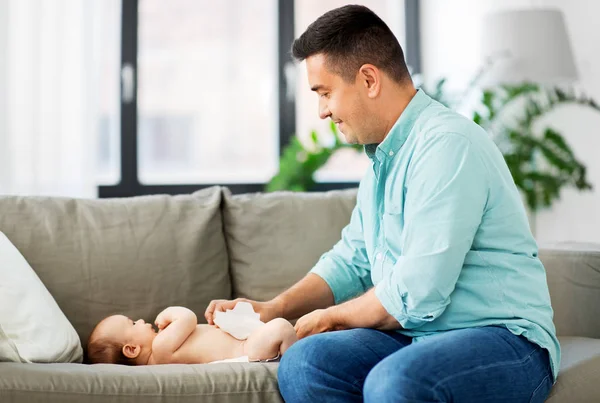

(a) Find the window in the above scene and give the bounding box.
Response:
[137,0,279,185]
[96,0,122,186]
[98,0,420,197]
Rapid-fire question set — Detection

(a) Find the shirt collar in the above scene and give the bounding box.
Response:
[365,89,432,160]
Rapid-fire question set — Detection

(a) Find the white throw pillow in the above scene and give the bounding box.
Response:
[0,231,83,363]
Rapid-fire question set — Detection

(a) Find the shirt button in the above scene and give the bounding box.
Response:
[389,151,394,156]
[376,253,382,260]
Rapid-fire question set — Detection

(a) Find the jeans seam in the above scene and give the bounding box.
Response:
[431,347,538,391]
[347,342,390,389]
[347,345,374,390]
[529,374,550,403]
[495,327,532,358]
[347,330,406,389]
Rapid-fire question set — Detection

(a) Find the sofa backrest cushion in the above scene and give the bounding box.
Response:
[222,188,357,302]
[0,187,230,346]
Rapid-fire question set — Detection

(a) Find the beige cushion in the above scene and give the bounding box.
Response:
[539,243,600,339]
[0,187,230,345]
[547,337,600,402]
[223,188,357,301]
[0,362,282,403]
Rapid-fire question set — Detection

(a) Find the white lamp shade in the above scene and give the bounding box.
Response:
[480,9,578,86]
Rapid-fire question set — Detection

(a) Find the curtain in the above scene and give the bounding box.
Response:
[0,0,118,198]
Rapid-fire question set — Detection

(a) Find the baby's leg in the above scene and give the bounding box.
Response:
[243,318,297,362]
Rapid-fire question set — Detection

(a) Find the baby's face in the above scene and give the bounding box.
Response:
[98,315,157,348]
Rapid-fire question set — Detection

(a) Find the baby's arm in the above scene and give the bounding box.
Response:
[243,318,297,362]
[152,307,197,363]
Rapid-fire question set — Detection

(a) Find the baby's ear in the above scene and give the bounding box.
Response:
[122,344,141,359]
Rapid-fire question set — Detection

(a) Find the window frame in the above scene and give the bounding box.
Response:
[98,0,421,198]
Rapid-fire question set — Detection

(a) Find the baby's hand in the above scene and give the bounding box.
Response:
[154,314,171,332]
[155,306,196,331]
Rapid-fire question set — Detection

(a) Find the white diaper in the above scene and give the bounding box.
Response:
[209,302,279,364]
[208,353,280,364]
[208,356,249,364]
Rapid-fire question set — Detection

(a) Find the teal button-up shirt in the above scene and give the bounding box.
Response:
[310,89,560,381]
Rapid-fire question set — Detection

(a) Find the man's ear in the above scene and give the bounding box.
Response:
[358,64,381,98]
[122,344,141,359]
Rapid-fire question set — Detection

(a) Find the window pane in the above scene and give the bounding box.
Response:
[294,0,405,183]
[96,0,121,186]
[137,0,279,184]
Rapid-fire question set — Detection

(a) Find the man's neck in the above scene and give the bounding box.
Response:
[378,85,418,143]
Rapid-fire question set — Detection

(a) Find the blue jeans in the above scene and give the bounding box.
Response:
[278,326,553,402]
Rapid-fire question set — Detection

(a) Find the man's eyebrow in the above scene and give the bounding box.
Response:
[310,85,327,92]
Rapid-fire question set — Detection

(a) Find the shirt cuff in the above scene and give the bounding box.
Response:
[375,278,441,330]
[310,256,364,305]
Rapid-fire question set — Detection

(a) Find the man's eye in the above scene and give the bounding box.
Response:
[320,93,329,99]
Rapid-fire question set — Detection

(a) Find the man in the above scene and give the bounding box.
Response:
[205,5,559,402]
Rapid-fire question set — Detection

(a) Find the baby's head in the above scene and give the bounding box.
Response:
[87,315,157,365]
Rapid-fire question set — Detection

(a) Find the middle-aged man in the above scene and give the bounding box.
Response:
[206,5,559,402]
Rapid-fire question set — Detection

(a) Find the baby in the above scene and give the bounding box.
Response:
[86,306,297,365]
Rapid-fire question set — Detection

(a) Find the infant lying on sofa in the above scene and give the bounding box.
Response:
[87,306,297,365]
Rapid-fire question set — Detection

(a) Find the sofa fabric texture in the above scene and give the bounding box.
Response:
[222,188,357,301]
[0,186,598,402]
[0,187,230,345]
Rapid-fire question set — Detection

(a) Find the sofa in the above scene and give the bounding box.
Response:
[0,186,598,402]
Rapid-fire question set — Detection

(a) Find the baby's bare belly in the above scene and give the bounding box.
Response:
[174,324,245,364]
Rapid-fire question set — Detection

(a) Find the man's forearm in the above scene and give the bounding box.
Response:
[271,273,335,320]
[328,287,402,331]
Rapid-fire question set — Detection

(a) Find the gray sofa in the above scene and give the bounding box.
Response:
[0,186,598,402]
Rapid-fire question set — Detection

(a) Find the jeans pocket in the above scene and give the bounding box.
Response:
[529,374,551,403]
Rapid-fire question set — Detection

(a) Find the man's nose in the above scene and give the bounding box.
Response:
[319,103,331,120]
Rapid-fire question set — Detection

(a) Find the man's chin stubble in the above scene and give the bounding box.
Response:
[341,133,358,145]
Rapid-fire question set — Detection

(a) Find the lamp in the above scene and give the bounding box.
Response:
[480,9,578,86]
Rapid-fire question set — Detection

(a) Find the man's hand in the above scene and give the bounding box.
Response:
[294,309,346,339]
[204,298,283,325]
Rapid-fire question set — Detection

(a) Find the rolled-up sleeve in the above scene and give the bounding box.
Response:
[375,133,488,329]
[310,193,373,305]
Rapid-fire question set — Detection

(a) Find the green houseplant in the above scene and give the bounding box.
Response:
[471,83,597,211]
[267,80,599,212]
[266,121,362,193]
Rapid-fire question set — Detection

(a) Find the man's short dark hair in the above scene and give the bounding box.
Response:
[292,5,411,84]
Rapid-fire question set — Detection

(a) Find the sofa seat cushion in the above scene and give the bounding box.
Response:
[0,362,282,403]
[2,338,599,402]
[547,336,600,402]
